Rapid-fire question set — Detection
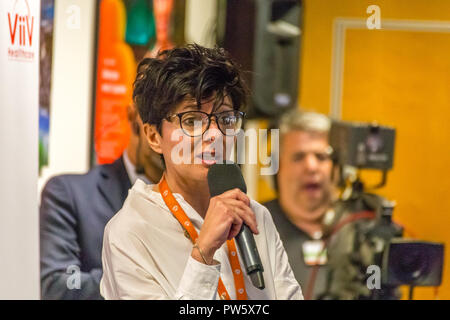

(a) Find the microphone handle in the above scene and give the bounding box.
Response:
[235,224,265,289]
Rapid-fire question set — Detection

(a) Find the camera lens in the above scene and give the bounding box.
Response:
[391,245,429,283]
[385,241,444,287]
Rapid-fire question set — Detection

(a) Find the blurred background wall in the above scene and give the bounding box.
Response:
[297,0,450,299]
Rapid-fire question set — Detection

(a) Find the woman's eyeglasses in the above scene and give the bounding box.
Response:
[166,110,245,137]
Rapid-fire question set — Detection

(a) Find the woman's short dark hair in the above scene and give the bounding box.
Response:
[133,44,249,132]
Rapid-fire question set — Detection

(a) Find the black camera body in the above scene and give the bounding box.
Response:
[322,120,444,300]
[329,120,395,170]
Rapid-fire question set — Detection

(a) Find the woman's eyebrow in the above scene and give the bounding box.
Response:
[213,103,234,112]
[179,100,234,112]
[179,103,199,112]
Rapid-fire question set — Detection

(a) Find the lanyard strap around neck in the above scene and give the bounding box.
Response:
[158,175,247,300]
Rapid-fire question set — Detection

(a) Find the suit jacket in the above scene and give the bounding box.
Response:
[40,157,131,299]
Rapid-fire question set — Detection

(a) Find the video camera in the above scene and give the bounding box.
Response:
[318,120,444,300]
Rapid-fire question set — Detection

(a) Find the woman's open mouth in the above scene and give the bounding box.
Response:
[197,151,220,166]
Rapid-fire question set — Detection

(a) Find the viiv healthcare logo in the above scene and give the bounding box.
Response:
[7,0,36,61]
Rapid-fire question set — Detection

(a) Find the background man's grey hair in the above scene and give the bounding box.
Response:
[279,110,331,140]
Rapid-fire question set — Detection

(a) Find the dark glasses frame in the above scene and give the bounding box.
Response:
[166,110,246,137]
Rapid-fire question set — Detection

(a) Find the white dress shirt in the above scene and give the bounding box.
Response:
[100,179,304,300]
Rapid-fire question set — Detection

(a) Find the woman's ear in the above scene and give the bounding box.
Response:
[143,123,163,155]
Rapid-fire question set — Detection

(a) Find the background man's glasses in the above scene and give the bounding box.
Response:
[167,110,245,137]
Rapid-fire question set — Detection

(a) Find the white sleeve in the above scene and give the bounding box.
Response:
[175,256,221,300]
[100,222,222,300]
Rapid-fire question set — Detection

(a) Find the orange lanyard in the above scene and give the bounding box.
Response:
[159,175,247,300]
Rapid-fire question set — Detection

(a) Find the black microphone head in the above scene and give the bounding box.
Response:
[207,163,247,197]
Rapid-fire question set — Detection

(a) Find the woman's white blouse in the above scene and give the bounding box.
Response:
[100,179,304,300]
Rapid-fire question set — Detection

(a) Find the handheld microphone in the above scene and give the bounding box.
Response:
[207,163,265,290]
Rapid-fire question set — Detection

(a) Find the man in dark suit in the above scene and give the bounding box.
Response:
[40,105,163,299]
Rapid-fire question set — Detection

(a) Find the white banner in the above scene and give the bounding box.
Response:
[0,0,40,299]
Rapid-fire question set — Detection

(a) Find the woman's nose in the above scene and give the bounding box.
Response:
[203,124,222,141]
[208,116,220,131]
[204,116,222,136]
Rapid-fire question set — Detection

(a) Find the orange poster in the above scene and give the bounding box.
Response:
[94,0,136,164]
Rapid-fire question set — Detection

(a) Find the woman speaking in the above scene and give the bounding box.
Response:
[100,44,303,300]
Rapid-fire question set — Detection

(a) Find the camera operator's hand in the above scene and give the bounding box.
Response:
[192,188,259,265]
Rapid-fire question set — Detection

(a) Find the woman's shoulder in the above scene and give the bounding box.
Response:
[104,182,169,241]
[249,199,274,224]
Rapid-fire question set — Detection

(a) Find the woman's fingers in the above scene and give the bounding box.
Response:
[220,188,250,206]
[224,199,259,235]
[197,189,258,259]
[228,220,243,240]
